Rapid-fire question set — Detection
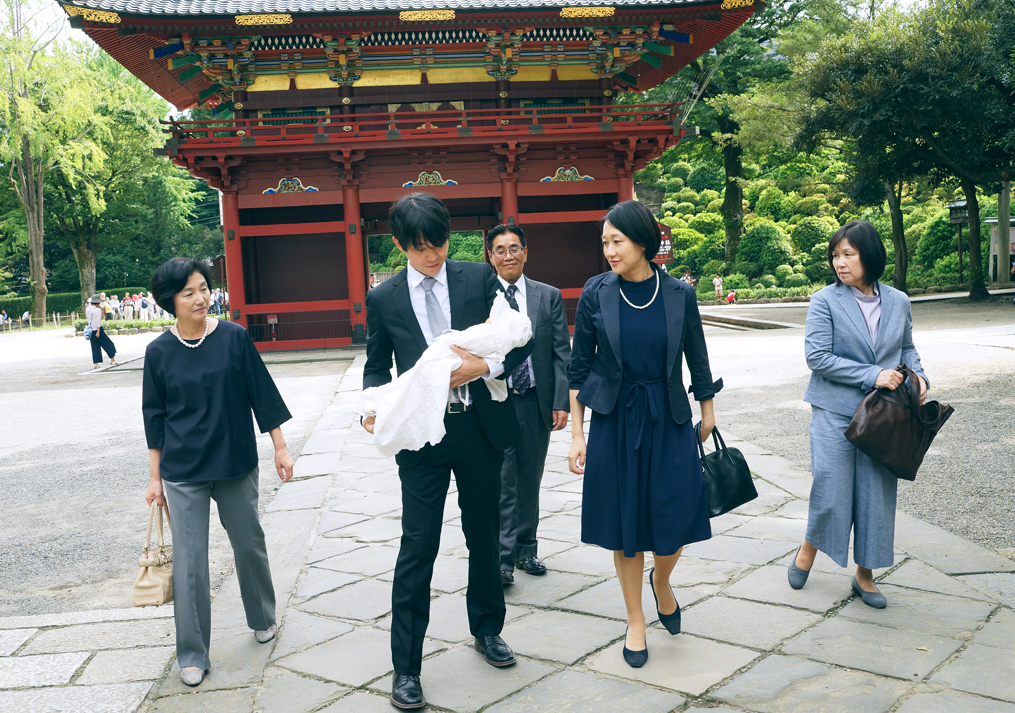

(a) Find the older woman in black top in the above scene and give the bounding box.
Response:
[143,258,294,688]
[568,201,721,668]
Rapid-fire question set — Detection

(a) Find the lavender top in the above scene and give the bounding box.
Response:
[850,284,881,345]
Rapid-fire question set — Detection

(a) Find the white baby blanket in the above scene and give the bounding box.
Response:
[360,292,532,456]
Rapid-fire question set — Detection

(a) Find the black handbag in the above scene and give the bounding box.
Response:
[695,423,758,518]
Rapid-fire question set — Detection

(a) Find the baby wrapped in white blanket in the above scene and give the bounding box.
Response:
[360,292,532,456]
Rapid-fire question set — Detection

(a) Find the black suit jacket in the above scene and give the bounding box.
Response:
[567,269,722,424]
[514,277,571,432]
[363,260,534,461]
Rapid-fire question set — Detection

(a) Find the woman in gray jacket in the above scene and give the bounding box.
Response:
[788,221,928,608]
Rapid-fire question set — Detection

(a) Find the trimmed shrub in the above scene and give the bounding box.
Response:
[783,273,810,288]
[661,201,680,215]
[755,187,787,221]
[701,260,726,277]
[791,216,833,253]
[774,264,795,284]
[731,261,759,277]
[698,189,721,206]
[0,287,152,318]
[759,274,779,288]
[668,161,693,181]
[666,176,685,193]
[687,164,725,193]
[793,264,807,274]
[677,187,700,204]
[916,214,957,268]
[687,213,724,237]
[675,202,697,215]
[795,195,826,216]
[804,243,833,284]
[672,228,704,251]
[448,232,484,262]
[707,199,723,213]
[724,273,750,290]
[737,221,792,275]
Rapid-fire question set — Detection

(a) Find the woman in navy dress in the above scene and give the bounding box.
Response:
[568,201,722,667]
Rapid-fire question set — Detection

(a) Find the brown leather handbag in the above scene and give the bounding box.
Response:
[845,365,953,481]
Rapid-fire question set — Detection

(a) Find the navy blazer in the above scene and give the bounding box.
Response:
[567,269,722,424]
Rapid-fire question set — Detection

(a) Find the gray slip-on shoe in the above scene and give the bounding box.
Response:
[180,667,205,687]
[254,624,277,644]
[787,546,811,590]
[851,576,887,609]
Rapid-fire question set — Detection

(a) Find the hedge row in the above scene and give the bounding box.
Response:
[73,318,175,332]
[0,288,151,317]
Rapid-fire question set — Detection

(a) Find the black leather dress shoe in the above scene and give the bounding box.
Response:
[515,556,547,575]
[501,568,515,585]
[391,673,425,709]
[474,635,516,667]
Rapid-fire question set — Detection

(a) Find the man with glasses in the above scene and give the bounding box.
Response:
[486,224,572,585]
[361,195,533,710]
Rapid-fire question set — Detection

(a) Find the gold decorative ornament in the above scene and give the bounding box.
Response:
[450,101,465,111]
[233,102,244,109]
[560,6,615,18]
[236,130,246,136]
[603,89,613,97]
[411,102,441,112]
[63,6,121,23]
[541,166,594,182]
[263,177,319,194]
[499,91,509,98]
[399,10,456,21]
[402,171,459,187]
[720,0,754,8]
[235,14,293,26]
[341,97,351,104]
[501,119,510,125]
[343,125,353,131]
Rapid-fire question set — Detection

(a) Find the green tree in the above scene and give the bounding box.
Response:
[1,0,98,317]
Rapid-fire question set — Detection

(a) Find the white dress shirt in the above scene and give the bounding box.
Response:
[405,262,504,404]
[496,274,536,391]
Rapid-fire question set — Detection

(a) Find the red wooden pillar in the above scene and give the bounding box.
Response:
[343,184,367,342]
[221,191,246,328]
[618,175,635,203]
[501,177,519,226]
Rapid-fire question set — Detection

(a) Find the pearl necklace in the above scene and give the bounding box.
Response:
[619,270,660,310]
[171,317,211,348]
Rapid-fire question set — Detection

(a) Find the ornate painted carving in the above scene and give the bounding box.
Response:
[399,10,456,21]
[540,167,594,182]
[63,6,121,23]
[721,0,754,7]
[236,14,293,26]
[450,101,465,111]
[262,177,319,194]
[560,6,615,18]
[411,102,442,112]
[402,171,458,187]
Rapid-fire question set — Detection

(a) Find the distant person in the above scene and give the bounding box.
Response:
[485,224,571,585]
[122,294,134,321]
[726,288,737,305]
[138,293,149,321]
[369,273,377,289]
[143,257,294,689]
[212,288,222,315]
[0,309,8,325]
[680,270,694,285]
[713,274,724,302]
[85,295,117,369]
[21,310,31,325]
[789,221,929,609]
[569,201,720,668]
[111,295,121,319]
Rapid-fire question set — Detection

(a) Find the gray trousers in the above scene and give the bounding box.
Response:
[805,406,897,570]
[162,467,275,670]
[500,390,552,570]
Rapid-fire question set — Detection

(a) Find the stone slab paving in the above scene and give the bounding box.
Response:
[2,353,1013,712]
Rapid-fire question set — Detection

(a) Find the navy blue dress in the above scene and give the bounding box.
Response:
[581,276,712,557]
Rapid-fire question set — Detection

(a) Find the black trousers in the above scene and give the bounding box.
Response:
[90,329,116,364]
[499,390,552,570]
[391,408,505,675]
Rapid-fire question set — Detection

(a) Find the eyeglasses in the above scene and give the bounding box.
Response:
[492,246,524,257]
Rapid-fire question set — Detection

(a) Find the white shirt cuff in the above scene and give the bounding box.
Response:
[483,359,505,380]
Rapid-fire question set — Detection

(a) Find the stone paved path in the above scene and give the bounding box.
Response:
[2,354,1014,712]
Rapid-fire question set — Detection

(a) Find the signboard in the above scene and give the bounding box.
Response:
[267,314,278,325]
[652,221,674,265]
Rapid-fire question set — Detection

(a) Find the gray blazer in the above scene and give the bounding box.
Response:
[515,276,572,432]
[804,281,929,418]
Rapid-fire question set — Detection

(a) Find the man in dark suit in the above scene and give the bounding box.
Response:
[486,225,572,584]
[362,193,533,710]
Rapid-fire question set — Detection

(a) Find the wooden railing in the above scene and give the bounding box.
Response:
[160,104,681,149]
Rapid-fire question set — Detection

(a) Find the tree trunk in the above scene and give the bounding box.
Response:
[20,135,47,319]
[69,239,97,310]
[883,179,908,292]
[716,115,745,264]
[960,177,989,300]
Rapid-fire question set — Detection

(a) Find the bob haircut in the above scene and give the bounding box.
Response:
[389,192,451,251]
[485,223,527,252]
[150,257,213,316]
[600,200,661,265]
[827,220,886,287]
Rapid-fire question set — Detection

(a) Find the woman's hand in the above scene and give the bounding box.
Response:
[146,478,165,507]
[363,415,375,434]
[568,435,586,475]
[875,369,904,390]
[698,398,716,442]
[274,447,294,483]
[917,375,927,404]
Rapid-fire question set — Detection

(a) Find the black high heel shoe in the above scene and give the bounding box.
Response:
[649,567,681,635]
[622,626,648,668]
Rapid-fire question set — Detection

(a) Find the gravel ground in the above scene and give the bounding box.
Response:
[0,329,352,617]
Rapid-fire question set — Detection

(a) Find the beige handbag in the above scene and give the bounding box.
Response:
[133,502,173,607]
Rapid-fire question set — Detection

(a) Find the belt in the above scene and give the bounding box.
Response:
[447,402,470,414]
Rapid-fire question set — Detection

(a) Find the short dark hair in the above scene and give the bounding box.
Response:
[827,220,886,287]
[600,200,661,264]
[485,224,527,252]
[389,192,451,251]
[150,257,213,316]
